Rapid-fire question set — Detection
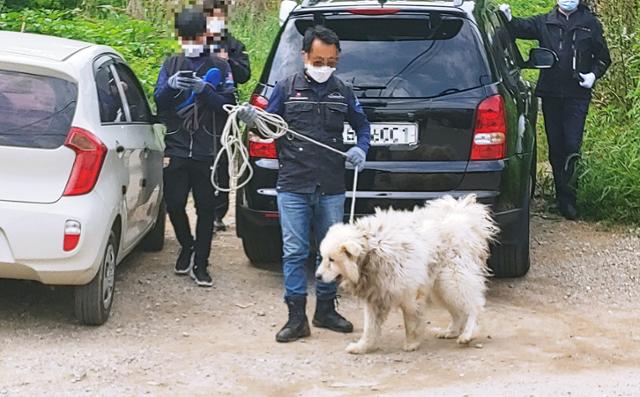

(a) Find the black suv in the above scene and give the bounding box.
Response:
[236,0,556,277]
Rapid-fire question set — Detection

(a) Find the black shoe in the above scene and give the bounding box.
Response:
[214,219,227,232]
[190,262,213,287]
[174,246,194,275]
[276,296,311,343]
[312,298,353,333]
[559,201,578,220]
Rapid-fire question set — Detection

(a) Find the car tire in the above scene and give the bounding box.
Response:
[74,230,118,326]
[241,228,283,270]
[490,176,531,278]
[141,201,166,252]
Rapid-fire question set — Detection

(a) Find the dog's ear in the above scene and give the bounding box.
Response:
[340,241,362,259]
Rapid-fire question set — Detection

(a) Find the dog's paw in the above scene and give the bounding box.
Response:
[456,334,474,345]
[433,327,458,339]
[346,342,371,354]
[402,341,421,352]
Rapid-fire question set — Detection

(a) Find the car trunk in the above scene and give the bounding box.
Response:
[264,11,492,194]
[0,69,78,204]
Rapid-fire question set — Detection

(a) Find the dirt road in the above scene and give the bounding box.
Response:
[2,206,640,396]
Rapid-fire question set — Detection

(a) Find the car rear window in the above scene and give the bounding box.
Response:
[266,13,491,98]
[0,70,77,149]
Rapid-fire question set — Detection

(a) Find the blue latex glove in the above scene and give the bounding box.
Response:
[237,104,258,127]
[346,147,366,171]
[168,72,193,90]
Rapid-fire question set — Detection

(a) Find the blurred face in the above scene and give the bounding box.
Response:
[303,39,339,68]
[206,8,227,37]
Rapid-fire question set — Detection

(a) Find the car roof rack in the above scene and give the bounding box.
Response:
[300,0,465,8]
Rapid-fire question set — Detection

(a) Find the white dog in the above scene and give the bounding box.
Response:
[315,195,498,354]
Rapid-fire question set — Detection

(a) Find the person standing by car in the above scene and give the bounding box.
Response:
[238,26,371,343]
[202,0,252,232]
[154,5,236,287]
[499,0,611,220]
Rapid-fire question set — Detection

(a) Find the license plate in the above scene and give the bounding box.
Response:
[343,123,419,146]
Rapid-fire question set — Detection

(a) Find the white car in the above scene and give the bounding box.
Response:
[0,31,165,325]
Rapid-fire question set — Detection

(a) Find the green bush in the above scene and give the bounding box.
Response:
[0,8,175,101]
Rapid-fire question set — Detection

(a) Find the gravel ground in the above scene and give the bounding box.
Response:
[1,202,640,396]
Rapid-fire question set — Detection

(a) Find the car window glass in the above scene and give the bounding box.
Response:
[95,64,126,123]
[490,13,520,72]
[0,70,77,149]
[113,63,152,123]
[267,14,492,98]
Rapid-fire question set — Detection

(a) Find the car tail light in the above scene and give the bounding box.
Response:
[347,8,401,15]
[250,94,269,110]
[63,127,108,196]
[470,95,507,161]
[247,94,277,159]
[64,220,81,252]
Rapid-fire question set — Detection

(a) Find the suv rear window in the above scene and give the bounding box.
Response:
[0,70,77,149]
[266,13,491,98]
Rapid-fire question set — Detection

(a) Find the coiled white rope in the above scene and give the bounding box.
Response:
[211,103,359,223]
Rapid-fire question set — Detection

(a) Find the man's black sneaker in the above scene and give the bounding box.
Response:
[174,247,194,275]
[190,263,213,287]
[214,218,227,232]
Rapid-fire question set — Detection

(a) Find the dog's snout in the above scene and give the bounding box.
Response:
[315,273,323,281]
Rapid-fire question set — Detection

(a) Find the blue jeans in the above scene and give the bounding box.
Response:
[277,190,345,299]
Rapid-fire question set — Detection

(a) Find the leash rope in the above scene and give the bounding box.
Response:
[211,103,359,223]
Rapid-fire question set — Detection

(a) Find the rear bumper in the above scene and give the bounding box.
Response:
[0,193,113,285]
[237,190,524,240]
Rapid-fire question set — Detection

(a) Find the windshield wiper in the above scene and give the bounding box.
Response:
[435,88,462,97]
[352,84,388,91]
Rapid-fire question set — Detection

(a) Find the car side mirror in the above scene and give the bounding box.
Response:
[279,0,298,27]
[524,48,558,69]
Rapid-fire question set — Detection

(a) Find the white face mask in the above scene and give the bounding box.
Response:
[182,43,204,58]
[557,0,579,12]
[207,18,226,35]
[305,64,336,84]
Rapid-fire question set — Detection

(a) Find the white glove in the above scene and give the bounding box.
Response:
[579,72,596,89]
[499,4,512,22]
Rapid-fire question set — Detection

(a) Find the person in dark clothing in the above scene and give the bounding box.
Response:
[238,26,371,343]
[500,0,611,219]
[202,0,252,231]
[154,5,236,287]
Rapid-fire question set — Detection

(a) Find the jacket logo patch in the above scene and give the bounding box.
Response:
[328,92,345,100]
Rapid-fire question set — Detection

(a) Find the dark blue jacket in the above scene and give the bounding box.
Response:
[266,72,371,194]
[508,5,611,98]
[154,54,236,160]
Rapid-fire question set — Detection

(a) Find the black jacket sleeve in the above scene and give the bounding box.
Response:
[591,19,611,79]
[508,15,543,40]
[227,35,251,85]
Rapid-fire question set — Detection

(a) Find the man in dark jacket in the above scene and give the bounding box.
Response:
[202,0,252,231]
[500,0,611,219]
[237,26,371,343]
[154,6,236,287]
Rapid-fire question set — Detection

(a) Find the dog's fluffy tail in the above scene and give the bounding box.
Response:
[424,194,499,275]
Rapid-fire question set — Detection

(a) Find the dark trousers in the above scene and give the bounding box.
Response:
[212,155,229,221]
[163,157,216,265]
[541,97,591,206]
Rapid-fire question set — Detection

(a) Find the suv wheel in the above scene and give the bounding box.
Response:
[141,201,166,252]
[241,228,283,269]
[490,176,531,278]
[74,230,117,325]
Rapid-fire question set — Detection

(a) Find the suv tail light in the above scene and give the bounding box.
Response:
[470,95,507,161]
[248,94,277,159]
[63,127,107,196]
[347,8,401,15]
